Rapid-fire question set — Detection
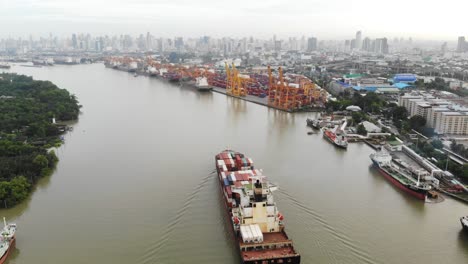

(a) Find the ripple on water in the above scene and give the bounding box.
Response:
[139,172,215,264]
[277,188,380,264]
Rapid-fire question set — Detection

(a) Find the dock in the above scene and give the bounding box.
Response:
[212,87,322,113]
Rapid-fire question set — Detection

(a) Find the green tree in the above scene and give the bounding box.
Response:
[431,140,443,149]
[351,112,365,125]
[357,124,367,135]
[9,176,30,203]
[391,106,408,121]
[409,115,426,131]
[463,164,468,180]
[33,154,49,169]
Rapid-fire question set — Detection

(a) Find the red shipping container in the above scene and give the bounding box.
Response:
[225,186,232,198]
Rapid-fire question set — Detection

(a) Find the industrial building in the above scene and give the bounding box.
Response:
[328,75,410,95]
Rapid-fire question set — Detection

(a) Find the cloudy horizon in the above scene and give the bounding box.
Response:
[1,0,467,41]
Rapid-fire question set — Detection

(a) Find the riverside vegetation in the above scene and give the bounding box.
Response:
[0,73,80,207]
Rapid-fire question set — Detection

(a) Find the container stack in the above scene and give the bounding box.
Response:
[240,224,264,243]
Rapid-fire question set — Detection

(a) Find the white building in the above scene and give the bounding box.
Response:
[399,92,468,135]
[434,112,468,135]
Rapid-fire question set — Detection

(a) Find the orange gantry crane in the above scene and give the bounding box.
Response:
[225,62,247,97]
[267,66,325,111]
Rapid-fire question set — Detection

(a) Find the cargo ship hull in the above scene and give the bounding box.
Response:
[0,237,15,264]
[215,150,301,264]
[372,160,427,200]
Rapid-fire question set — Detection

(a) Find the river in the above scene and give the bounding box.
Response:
[2,63,468,264]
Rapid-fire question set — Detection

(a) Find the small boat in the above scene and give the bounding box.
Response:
[134,72,138,77]
[461,216,468,232]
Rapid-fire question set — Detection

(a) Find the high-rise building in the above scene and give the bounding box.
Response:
[274,40,282,51]
[441,42,447,53]
[457,36,466,52]
[375,38,389,54]
[72,34,77,49]
[362,37,371,51]
[355,31,362,50]
[307,37,317,51]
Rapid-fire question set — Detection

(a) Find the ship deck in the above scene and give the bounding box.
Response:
[387,169,415,185]
[239,232,291,247]
[239,232,299,261]
[241,246,299,262]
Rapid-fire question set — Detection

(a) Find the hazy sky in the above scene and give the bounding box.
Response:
[1,0,466,40]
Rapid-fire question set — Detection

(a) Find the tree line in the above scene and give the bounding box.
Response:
[0,73,80,207]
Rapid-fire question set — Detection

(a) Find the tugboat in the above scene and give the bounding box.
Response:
[461,216,468,232]
[0,217,17,264]
[215,150,301,263]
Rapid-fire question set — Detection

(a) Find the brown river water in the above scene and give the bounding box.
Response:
[2,63,468,264]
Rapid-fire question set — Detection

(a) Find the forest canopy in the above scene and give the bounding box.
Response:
[0,73,80,207]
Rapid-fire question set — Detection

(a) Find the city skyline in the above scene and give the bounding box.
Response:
[2,0,467,40]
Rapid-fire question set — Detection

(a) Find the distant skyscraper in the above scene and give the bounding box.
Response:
[274,40,282,51]
[375,38,388,54]
[441,42,447,53]
[457,36,466,52]
[355,31,362,50]
[362,37,371,51]
[350,39,356,50]
[307,37,317,51]
[72,34,77,49]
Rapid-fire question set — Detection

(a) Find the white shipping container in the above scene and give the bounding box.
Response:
[221,172,227,179]
[257,225,263,243]
[222,165,227,171]
[231,175,237,182]
[243,225,254,243]
[240,225,248,243]
[254,224,264,243]
[217,160,225,166]
[250,224,263,243]
[249,225,259,242]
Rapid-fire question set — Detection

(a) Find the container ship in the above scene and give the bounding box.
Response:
[215,150,301,264]
[322,121,348,149]
[162,72,181,82]
[195,77,212,92]
[370,148,432,200]
[0,218,17,264]
[461,216,468,232]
